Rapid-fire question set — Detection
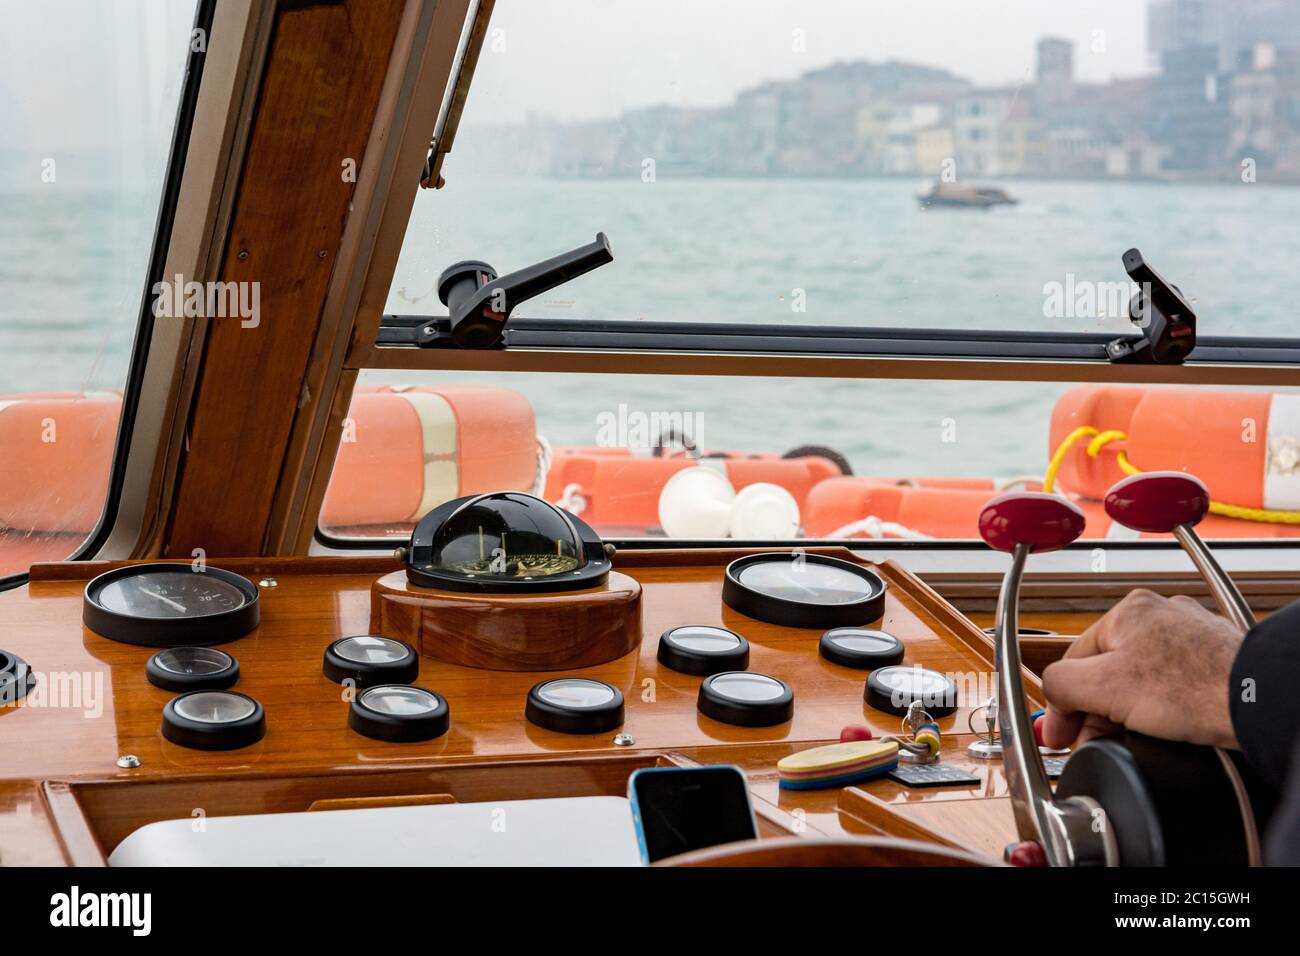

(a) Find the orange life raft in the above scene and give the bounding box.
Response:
[4,384,1299,554]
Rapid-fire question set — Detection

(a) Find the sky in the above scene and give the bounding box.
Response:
[466,0,1155,125]
[0,0,196,154]
[0,0,1155,152]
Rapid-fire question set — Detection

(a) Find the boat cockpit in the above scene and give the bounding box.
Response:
[3,0,1300,921]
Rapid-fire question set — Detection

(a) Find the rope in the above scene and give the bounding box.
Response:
[1044,426,1300,525]
[825,515,934,541]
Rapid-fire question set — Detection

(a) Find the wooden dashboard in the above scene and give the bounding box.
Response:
[0,548,1075,866]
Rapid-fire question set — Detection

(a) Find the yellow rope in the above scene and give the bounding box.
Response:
[1043,426,1300,525]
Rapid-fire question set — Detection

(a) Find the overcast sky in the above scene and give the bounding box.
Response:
[0,0,1154,150]
[467,0,1155,125]
[0,0,195,153]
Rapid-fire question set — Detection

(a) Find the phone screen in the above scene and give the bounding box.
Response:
[630,767,757,863]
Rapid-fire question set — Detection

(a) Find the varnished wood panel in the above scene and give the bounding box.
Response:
[0,550,1045,864]
[372,570,642,670]
[165,0,406,556]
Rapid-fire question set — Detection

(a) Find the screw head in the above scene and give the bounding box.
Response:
[116,755,141,769]
[258,578,278,588]
[612,733,635,747]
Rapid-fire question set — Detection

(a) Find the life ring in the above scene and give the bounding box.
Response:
[0,392,120,534]
[320,385,537,530]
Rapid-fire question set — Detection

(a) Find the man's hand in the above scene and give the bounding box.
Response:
[1040,589,1243,752]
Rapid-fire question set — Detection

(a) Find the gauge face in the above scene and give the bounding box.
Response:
[819,627,905,669]
[154,647,234,676]
[360,685,440,716]
[722,553,887,629]
[174,691,256,723]
[708,672,786,702]
[737,560,872,605]
[84,564,260,648]
[334,636,408,665]
[96,572,247,619]
[536,678,616,709]
[666,626,742,652]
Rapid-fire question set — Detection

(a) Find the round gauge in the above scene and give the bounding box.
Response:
[722,553,887,628]
[819,628,905,669]
[697,671,794,727]
[83,563,259,647]
[146,646,240,692]
[0,649,35,705]
[349,684,450,742]
[161,690,266,751]
[405,492,610,593]
[865,665,958,718]
[657,625,750,676]
[323,635,418,688]
[525,677,624,734]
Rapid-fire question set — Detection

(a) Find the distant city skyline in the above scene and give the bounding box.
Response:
[466,0,1156,127]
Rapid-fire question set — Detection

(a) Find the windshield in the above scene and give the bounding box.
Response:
[0,0,200,576]
[388,0,1300,337]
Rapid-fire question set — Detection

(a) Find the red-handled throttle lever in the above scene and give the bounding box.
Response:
[1103,472,1253,633]
[1103,471,1209,533]
[978,493,1113,867]
[978,491,1087,554]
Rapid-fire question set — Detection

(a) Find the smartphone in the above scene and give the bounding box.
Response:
[627,765,759,864]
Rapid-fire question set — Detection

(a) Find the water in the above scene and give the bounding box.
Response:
[6,176,1300,479]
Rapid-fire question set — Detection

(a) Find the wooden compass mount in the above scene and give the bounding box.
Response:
[369,570,643,671]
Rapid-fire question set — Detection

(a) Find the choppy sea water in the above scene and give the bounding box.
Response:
[6,176,1300,479]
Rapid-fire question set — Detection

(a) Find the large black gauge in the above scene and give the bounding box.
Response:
[722,553,887,629]
[406,492,610,593]
[83,564,260,647]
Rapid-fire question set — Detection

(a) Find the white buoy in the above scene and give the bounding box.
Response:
[658,466,736,538]
[730,482,800,540]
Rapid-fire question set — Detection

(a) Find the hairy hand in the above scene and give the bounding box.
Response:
[1040,589,1243,751]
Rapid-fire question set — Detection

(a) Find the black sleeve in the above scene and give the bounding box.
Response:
[1229,600,1300,791]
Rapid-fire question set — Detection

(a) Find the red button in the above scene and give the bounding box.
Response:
[1005,841,1048,867]
[839,725,873,742]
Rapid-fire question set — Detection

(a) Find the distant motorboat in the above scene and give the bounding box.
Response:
[918,182,1018,208]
